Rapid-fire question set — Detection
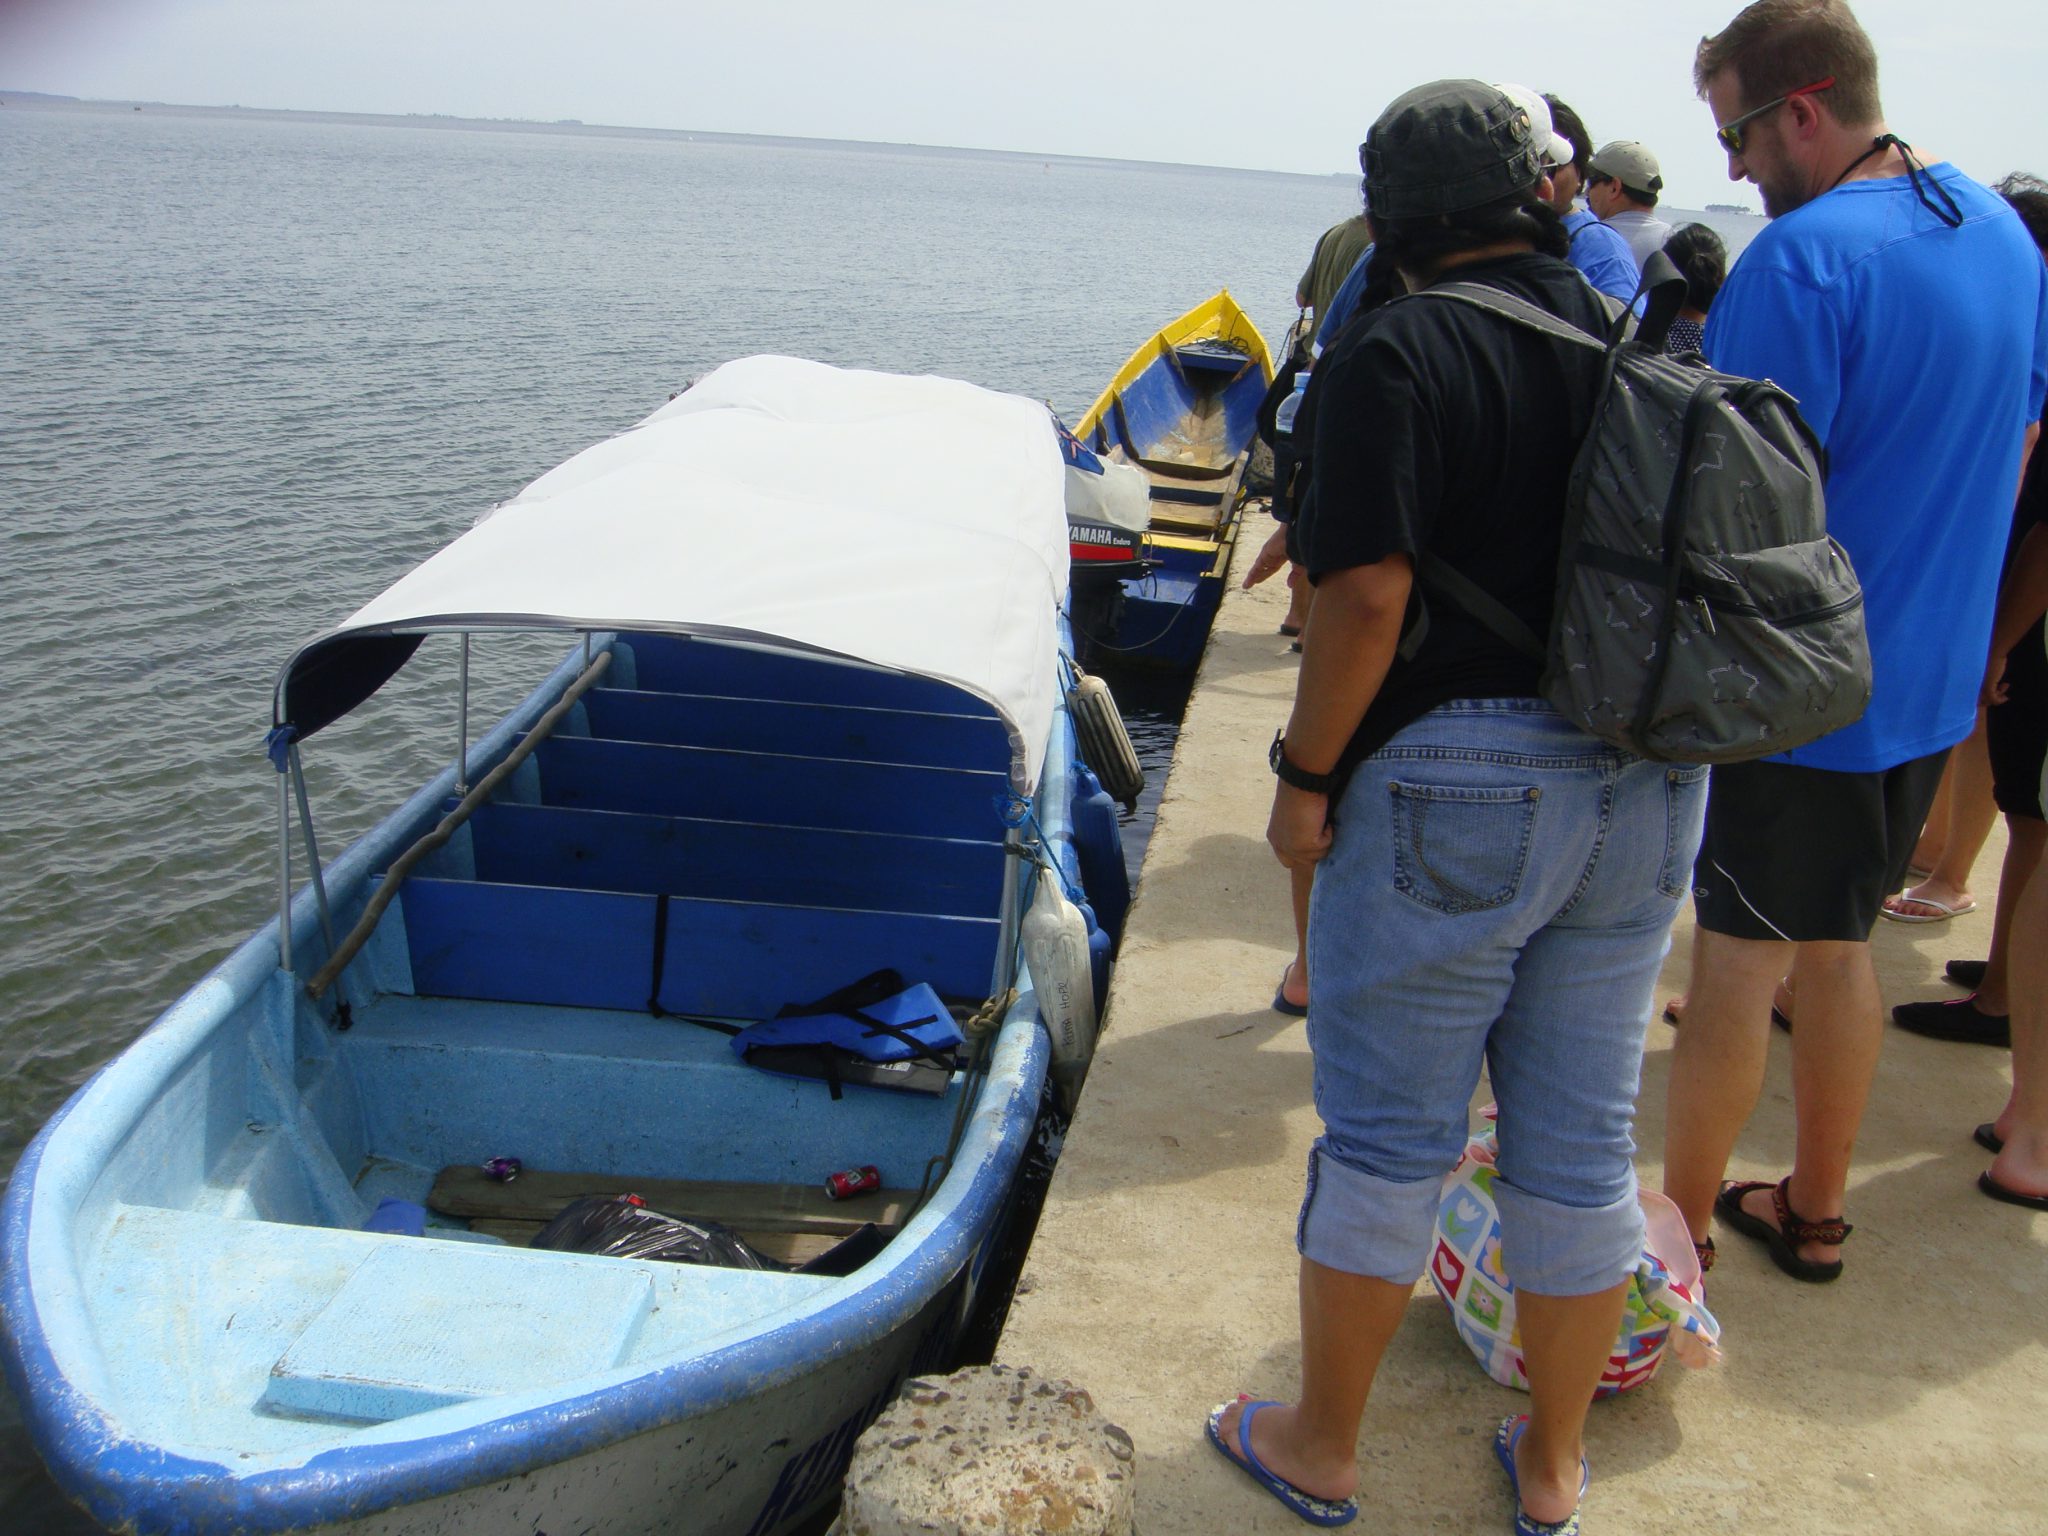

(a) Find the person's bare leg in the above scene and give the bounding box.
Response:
[1280,866,1312,1010]
[1283,563,1311,633]
[1726,939,1881,1265]
[1662,926,1795,1243]
[1972,816,2047,1016]
[1990,850,2048,1192]
[1908,747,1957,873]
[1891,719,1994,916]
[1513,1284,1629,1524]
[1216,1258,1410,1503]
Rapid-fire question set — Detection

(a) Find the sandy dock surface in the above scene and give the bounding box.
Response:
[999,508,2040,1535]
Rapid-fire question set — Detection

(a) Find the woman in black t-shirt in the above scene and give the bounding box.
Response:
[1206,81,1706,1534]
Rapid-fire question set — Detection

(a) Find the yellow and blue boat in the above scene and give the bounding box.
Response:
[1067,291,1273,671]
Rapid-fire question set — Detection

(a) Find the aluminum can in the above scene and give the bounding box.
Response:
[824,1165,882,1200]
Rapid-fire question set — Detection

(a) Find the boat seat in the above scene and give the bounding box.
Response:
[336,996,966,1186]
[1171,343,1255,378]
[265,1241,659,1421]
[85,1205,838,1440]
[447,802,1003,917]
[522,737,1009,841]
[578,689,1009,774]
[619,634,996,718]
[391,876,999,1019]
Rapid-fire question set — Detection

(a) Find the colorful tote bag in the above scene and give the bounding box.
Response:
[1429,1131,1723,1396]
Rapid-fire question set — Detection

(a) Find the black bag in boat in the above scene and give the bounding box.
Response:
[530,1195,778,1270]
[531,1195,891,1277]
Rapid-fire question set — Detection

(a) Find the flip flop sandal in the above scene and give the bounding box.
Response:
[1279,622,1303,637]
[1977,1171,2048,1211]
[1205,1398,1358,1526]
[1693,1235,1716,1273]
[1976,1122,2005,1154]
[1493,1415,1588,1536]
[1879,893,1978,923]
[1715,1177,1852,1283]
[1272,963,1308,1018]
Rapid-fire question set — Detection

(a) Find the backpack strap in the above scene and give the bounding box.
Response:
[1630,250,1689,354]
[1414,553,1547,665]
[1393,279,1605,668]
[1418,281,1612,352]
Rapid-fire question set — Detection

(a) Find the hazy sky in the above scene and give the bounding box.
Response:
[4,0,2042,207]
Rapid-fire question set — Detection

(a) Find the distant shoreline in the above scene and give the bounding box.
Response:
[0,90,1335,182]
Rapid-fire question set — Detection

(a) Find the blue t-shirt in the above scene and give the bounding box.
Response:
[1562,208,1640,303]
[1706,164,2048,771]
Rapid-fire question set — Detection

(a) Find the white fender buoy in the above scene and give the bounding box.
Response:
[1068,671,1143,810]
[1022,865,1098,1107]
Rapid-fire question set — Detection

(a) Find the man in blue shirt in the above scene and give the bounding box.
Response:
[1663,0,2048,1284]
[1538,93,1641,302]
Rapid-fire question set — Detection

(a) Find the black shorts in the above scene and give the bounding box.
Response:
[1283,505,1305,567]
[1691,750,1950,943]
[1988,619,2047,821]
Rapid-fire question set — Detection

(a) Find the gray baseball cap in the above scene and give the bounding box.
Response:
[1589,140,1664,197]
[1360,79,1547,220]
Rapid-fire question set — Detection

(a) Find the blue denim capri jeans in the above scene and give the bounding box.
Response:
[1299,699,1707,1296]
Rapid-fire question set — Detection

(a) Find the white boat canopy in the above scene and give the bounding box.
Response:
[275,357,1073,792]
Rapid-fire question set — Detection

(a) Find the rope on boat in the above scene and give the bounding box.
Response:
[303,649,614,1002]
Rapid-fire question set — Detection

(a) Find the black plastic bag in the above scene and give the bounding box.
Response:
[529,1195,779,1271]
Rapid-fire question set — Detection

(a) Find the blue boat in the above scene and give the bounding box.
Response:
[0,358,1126,1535]
[1067,291,1275,671]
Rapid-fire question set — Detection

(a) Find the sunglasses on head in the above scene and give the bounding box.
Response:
[1714,76,1834,156]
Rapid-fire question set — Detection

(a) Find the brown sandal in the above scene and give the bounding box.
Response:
[1693,1236,1716,1274]
[1715,1177,1852,1283]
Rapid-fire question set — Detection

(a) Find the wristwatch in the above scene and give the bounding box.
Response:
[1269,730,1340,795]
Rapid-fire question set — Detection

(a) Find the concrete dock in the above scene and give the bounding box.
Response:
[999,510,2044,1534]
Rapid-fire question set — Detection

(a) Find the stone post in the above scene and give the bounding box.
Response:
[831,1364,1134,1535]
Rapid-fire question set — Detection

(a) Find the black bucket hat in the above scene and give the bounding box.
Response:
[1360,79,1546,221]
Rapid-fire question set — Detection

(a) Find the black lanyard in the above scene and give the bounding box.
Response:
[1830,134,1963,227]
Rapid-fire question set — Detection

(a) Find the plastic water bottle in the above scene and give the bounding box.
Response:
[1275,370,1309,436]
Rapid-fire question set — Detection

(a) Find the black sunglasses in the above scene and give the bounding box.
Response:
[1715,76,1833,156]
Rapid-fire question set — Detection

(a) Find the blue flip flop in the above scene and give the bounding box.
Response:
[1272,966,1308,1018]
[1205,1398,1358,1527]
[1493,1415,1588,1536]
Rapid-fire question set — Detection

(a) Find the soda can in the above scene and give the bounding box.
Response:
[482,1156,522,1183]
[824,1165,882,1201]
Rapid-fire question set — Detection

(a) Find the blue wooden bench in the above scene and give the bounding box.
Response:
[525,737,1009,841]
[579,688,1008,773]
[460,803,1003,917]
[397,877,999,1018]
[619,635,996,717]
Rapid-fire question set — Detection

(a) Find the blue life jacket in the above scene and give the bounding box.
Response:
[732,969,964,1098]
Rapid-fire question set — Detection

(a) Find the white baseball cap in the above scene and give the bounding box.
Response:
[1492,82,1574,169]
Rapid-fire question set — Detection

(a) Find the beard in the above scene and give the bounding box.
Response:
[1758,171,1808,220]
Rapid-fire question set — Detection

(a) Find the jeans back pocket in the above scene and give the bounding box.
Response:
[1659,765,1711,899]
[1388,779,1540,916]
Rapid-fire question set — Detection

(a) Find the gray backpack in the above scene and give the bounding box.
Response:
[1409,263,1871,764]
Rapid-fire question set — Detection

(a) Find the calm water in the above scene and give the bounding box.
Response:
[0,99,1763,1527]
